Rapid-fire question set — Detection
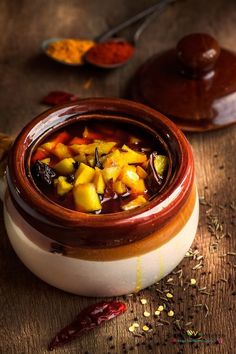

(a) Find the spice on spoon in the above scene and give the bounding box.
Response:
[48,301,126,350]
[46,38,95,64]
[85,39,135,67]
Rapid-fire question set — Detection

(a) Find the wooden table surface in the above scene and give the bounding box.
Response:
[0,0,235,353]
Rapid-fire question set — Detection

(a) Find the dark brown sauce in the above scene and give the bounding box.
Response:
[31,120,166,214]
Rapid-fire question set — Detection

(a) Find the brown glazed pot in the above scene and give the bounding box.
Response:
[3,98,199,296]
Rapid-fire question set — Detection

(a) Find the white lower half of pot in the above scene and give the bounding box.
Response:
[4,193,199,297]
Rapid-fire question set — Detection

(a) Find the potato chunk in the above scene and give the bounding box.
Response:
[74,152,87,164]
[52,143,72,159]
[74,163,95,186]
[41,141,56,152]
[131,179,146,195]
[40,158,51,165]
[73,183,101,212]
[102,166,121,183]
[87,154,95,167]
[119,165,139,189]
[54,158,75,175]
[103,149,126,168]
[113,180,127,195]
[56,176,73,196]
[121,195,147,211]
[93,167,105,194]
[70,141,116,155]
[121,145,147,164]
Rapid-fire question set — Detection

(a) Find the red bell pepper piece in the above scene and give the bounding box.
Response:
[53,131,71,145]
[31,148,49,163]
[69,137,90,145]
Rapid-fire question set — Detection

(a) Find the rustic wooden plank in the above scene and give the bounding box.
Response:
[0,0,235,353]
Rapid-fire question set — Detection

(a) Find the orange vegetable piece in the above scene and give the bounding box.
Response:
[121,195,147,211]
[69,137,90,145]
[32,147,49,163]
[136,166,148,179]
[41,131,71,152]
[54,131,71,144]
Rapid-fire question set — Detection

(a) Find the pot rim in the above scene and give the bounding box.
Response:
[7,97,193,230]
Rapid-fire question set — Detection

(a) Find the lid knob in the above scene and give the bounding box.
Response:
[176,33,221,78]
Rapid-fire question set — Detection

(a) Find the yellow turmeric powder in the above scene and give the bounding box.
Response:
[46,39,95,65]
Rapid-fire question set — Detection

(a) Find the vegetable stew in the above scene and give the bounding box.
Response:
[30,121,168,214]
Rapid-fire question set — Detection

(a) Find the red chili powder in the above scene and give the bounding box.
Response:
[86,40,135,66]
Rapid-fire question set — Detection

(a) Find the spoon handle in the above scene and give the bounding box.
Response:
[133,0,173,45]
[96,0,176,43]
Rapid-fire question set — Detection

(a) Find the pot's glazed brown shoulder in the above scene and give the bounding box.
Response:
[7,98,194,249]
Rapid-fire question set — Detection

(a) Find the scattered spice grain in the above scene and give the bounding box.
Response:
[167,277,174,283]
[167,310,174,317]
[143,311,151,317]
[157,305,164,312]
[142,325,150,332]
[140,299,147,305]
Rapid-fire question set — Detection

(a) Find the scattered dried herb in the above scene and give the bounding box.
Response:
[82,195,234,353]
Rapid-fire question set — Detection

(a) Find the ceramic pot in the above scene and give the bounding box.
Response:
[1,98,198,296]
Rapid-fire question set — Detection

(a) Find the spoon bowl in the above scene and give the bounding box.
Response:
[42,37,94,66]
[42,1,175,67]
[84,38,135,69]
[84,1,173,69]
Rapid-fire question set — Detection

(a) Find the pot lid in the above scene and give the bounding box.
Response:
[132,33,236,132]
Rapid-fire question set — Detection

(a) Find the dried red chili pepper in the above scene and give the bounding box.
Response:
[41,91,79,106]
[48,301,126,351]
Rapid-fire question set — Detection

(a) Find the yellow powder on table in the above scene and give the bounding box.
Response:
[46,39,95,64]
